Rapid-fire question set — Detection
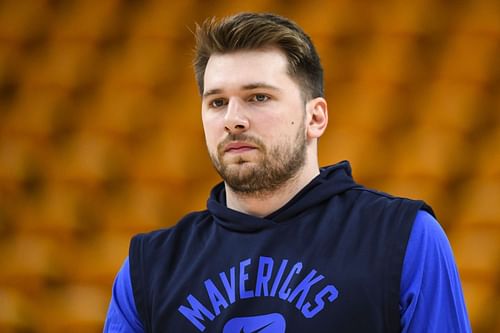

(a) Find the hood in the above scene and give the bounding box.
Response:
[206,161,359,232]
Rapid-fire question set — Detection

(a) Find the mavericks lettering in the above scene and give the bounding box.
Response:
[178,256,339,331]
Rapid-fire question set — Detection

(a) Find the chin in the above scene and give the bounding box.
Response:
[226,160,257,171]
[223,160,260,176]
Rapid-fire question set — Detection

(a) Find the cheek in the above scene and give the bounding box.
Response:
[203,129,216,148]
[261,114,301,135]
[202,119,221,150]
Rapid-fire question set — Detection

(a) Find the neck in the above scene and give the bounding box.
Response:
[225,161,320,217]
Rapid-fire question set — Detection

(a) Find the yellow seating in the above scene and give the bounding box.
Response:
[1,0,499,331]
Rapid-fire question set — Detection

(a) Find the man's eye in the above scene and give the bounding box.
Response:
[210,99,226,108]
[251,94,269,102]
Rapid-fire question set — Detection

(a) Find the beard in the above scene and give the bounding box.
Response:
[209,122,307,196]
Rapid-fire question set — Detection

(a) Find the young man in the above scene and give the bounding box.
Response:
[104,13,471,332]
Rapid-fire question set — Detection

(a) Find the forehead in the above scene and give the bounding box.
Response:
[203,48,296,93]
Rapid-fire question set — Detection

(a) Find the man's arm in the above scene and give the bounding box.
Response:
[400,210,471,332]
[103,257,144,333]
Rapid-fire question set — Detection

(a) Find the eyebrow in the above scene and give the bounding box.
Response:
[202,82,281,99]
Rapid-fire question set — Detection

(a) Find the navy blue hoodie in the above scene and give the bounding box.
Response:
[129,161,433,332]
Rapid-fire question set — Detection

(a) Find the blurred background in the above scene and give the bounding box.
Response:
[0,0,498,332]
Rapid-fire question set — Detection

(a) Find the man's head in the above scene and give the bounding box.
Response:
[193,12,323,102]
[195,13,328,198]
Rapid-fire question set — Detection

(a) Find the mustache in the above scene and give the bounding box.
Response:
[217,134,265,154]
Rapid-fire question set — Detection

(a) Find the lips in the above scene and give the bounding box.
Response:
[224,142,258,153]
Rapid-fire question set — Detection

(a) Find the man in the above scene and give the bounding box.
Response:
[104,13,471,332]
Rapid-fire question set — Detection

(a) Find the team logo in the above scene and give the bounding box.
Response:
[222,313,286,333]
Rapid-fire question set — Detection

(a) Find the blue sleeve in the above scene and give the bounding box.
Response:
[104,257,144,333]
[400,210,471,332]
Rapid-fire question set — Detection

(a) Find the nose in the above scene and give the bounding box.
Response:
[224,99,249,134]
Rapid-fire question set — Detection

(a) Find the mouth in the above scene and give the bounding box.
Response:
[223,142,258,154]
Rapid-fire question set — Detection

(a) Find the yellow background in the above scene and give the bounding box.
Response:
[0,0,499,331]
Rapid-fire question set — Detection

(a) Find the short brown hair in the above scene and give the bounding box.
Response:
[193,12,324,100]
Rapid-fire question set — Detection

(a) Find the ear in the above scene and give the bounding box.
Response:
[305,97,328,139]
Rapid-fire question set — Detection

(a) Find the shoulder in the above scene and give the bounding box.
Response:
[129,209,215,272]
[347,184,432,211]
[345,186,434,229]
[132,209,212,248]
[408,210,448,248]
[405,210,457,270]
[129,209,212,282]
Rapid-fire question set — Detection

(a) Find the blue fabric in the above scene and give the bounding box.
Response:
[400,210,471,332]
[129,162,415,332]
[103,210,471,332]
[103,258,144,332]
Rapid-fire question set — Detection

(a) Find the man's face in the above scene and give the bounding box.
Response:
[201,48,309,195]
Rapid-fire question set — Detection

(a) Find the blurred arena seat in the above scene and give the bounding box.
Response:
[0,0,499,331]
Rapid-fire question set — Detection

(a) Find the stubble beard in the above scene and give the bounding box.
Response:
[209,123,307,197]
